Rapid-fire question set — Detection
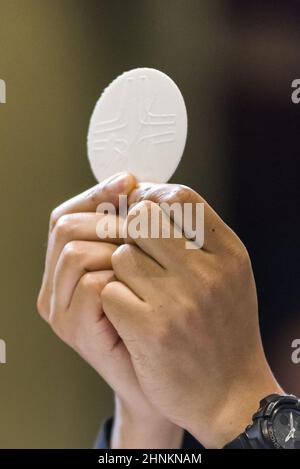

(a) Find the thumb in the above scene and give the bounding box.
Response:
[50,172,137,231]
[97,172,137,210]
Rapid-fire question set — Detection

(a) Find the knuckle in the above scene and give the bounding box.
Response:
[61,241,84,267]
[49,208,60,231]
[53,215,74,241]
[130,184,160,204]
[129,199,154,217]
[144,185,167,204]
[101,281,117,304]
[111,247,123,269]
[146,184,198,206]
[79,272,111,294]
[169,185,195,204]
[112,243,137,268]
[79,272,98,291]
[128,201,155,235]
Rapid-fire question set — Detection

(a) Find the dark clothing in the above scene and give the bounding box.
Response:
[95,417,204,449]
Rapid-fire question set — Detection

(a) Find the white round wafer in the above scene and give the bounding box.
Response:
[87,68,187,183]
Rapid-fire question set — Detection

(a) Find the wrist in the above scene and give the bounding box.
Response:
[187,359,284,448]
[111,395,183,449]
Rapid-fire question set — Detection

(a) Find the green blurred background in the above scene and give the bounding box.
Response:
[0,0,299,448]
[0,0,228,448]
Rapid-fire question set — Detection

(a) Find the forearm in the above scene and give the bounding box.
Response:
[110,395,183,449]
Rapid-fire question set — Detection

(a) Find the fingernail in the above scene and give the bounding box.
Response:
[105,172,133,194]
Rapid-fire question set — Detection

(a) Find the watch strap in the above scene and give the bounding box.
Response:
[223,394,299,449]
[223,433,250,449]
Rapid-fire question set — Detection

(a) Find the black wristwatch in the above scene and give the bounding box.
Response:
[223,394,300,449]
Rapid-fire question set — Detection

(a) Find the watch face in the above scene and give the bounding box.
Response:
[272,407,300,449]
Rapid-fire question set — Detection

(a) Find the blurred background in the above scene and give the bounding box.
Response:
[0,0,299,448]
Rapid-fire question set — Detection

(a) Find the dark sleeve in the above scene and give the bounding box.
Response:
[94,417,204,449]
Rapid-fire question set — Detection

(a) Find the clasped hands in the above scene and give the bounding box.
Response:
[37,172,281,448]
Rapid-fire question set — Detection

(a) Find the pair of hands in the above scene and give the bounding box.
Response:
[37,172,281,448]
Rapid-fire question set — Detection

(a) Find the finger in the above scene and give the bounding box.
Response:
[125,200,204,269]
[128,183,229,253]
[51,270,116,342]
[65,270,120,354]
[49,172,137,232]
[70,270,115,320]
[111,244,164,301]
[50,241,117,319]
[101,280,146,341]
[38,213,125,318]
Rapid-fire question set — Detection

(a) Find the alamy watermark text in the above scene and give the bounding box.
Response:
[0,78,6,104]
